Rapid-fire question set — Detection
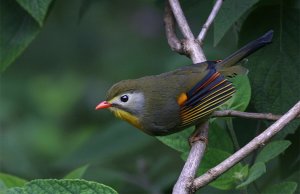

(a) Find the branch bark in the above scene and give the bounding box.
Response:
[197,0,223,44]
[168,0,194,40]
[193,101,300,190]
[164,3,183,53]
[212,110,300,120]
[173,123,208,193]
[167,0,206,63]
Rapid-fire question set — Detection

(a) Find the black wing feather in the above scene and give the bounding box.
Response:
[179,66,235,128]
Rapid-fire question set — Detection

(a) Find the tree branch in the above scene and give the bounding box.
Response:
[212,110,300,120]
[192,101,300,191]
[167,0,206,62]
[164,3,183,53]
[173,122,208,194]
[164,1,225,193]
[197,0,223,44]
[168,0,194,39]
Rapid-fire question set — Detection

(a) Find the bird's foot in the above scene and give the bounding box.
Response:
[188,135,208,146]
[188,122,209,146]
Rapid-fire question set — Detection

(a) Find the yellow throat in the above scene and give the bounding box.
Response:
[110,107,141,129]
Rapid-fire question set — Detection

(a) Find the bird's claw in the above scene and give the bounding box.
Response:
[188,135,208,146]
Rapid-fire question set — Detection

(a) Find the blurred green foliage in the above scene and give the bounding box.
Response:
[1,0,299,193]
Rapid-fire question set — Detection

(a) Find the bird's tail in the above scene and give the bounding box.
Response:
[216,30,273,77]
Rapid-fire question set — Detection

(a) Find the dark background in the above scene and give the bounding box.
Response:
[1,0,299,193]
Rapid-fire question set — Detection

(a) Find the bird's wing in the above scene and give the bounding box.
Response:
[178,65,235,128]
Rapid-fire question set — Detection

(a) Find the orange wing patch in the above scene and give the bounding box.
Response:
[177,93,188,106]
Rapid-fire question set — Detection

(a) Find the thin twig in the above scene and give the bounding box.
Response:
[197,0,223,43]
[226,118,241,152]
[164,3,183,53]
[212,110,300,120]
[192,101,300,191]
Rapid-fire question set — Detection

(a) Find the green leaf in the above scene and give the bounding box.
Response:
[238,164,249,182]
[0,173,27,189]
[286,171,300,194]
[262,181,297,194]
[6,179,118,194]
[158,120,234,154]
[0,0,39,72]
[214,0,260,46]
[64,164,90,179]
[157,127,193,153]
[237,162,266,188]
[15,0,53,26]
[207,120,234,153]
[197,148,246,190]
[0,0,52,72]
[240,4,300,137]
[256,140,291,163]
[222,75,251,111]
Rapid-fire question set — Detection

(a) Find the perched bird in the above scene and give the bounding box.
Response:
[96,30,273,136]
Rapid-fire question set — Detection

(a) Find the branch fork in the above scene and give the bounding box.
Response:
[163,0,300,194]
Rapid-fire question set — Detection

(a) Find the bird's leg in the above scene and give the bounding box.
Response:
[188,122,209,146]
[189,132,208,145]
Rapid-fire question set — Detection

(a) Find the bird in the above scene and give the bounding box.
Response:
[95,30,273,136]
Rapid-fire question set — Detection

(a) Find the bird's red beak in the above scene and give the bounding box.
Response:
[95,101,112,110]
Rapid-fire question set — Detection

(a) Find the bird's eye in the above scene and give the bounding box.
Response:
[120,95,129,102]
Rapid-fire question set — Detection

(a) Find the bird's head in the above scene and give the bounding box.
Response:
[95,80,145,129]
